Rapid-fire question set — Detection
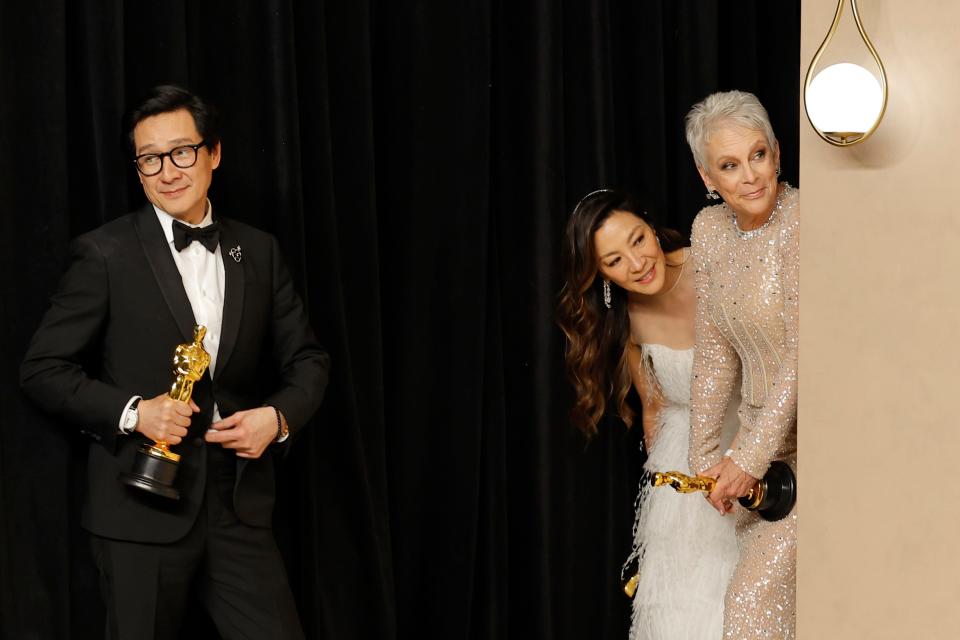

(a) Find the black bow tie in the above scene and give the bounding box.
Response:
[172,220,220,252]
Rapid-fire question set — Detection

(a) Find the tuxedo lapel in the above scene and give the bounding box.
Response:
[133,205,196,343]
[215,219,245,376]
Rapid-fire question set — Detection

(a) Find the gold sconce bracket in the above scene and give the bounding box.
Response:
[803,0,888,147]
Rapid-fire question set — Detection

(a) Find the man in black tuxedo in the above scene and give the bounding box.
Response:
[20,85,330,639]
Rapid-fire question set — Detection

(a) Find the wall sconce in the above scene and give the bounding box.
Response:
[803,0,888,146]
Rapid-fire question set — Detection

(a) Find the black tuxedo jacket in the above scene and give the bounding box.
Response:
[20,204,330,543]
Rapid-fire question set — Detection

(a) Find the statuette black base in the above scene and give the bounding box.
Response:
[120,445,181,500]
[741,460,796,522]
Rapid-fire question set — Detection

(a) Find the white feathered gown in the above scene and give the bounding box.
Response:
[628,344,739,640]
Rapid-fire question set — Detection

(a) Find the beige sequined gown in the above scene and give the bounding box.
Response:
[689,184,799,639]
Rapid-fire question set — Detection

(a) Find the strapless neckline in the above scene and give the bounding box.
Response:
[640,342,693,354]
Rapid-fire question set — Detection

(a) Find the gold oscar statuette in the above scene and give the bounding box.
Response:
[651,461,796,522]
[119,325,211,500]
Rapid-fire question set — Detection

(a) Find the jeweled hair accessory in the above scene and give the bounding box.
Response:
[571,188,616,217]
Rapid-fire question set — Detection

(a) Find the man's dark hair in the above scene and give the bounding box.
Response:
[125,85,221,154]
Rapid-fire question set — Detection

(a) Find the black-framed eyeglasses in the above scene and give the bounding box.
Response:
[134,141,207,176]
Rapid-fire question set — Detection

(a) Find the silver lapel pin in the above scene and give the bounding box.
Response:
[228,245,242,263]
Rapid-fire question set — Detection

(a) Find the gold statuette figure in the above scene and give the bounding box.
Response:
[120,325,211,500]
[170,326,211,404]
[652,470,719,494]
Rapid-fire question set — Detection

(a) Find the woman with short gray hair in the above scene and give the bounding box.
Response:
[685,90,798,639]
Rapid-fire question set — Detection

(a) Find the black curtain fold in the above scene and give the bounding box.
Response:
[1,2,798,638]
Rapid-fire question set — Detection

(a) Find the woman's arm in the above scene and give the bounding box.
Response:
[702,205,799,513]
[728,203,800,479]
[625,342,662,450]
[689,211,741,474]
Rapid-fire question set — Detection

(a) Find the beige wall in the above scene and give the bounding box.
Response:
[800,0,960,637]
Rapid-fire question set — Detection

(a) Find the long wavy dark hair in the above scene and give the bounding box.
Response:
[556,189,687,437]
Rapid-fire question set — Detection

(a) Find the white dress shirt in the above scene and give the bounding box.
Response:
[155,202,226,378]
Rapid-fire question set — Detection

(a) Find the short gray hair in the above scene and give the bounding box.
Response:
[684,90,776,170]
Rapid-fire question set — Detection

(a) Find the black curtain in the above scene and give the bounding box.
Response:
[0,2,799,638]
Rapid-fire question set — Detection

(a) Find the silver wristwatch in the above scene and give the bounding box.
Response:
[120,398,141,434]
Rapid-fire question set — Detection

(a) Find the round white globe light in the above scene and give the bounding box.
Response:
[806,62,883,135]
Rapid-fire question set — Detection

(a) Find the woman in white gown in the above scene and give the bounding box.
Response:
[557,189,737,640]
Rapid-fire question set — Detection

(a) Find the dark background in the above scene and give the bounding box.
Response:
[0,2,799,638]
